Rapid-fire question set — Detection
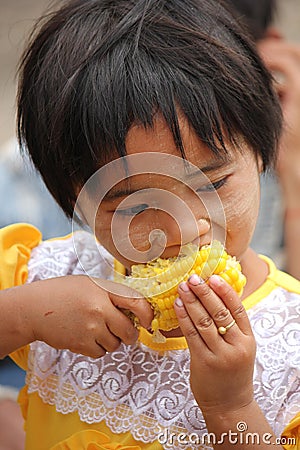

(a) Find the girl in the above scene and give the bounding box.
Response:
[0,0,299,448]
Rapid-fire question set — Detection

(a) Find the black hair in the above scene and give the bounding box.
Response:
[225,0,277,40]
[17,0,282,218]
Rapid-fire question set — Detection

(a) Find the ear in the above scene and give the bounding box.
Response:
[256,155,264,173]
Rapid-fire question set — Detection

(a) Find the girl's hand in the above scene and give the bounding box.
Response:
[5,275,153,359]
[174,274,256,416]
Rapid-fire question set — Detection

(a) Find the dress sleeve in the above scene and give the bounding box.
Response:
[282,413,300,450]
[0,223,42,369]
[51,430,141,450]
[0,223,42,289]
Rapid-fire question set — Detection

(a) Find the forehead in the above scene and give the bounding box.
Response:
[125,112,206,159]
[103,157,229,201]
[102,113,232,196]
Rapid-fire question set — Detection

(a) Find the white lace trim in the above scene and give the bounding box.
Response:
[25,233,300,448]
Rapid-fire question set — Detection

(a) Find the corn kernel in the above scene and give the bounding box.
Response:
[118,240,246,343]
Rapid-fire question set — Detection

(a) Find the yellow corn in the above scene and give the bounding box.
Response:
[119,240,246,342]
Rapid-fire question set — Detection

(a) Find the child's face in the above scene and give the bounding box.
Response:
[83,114,261,269]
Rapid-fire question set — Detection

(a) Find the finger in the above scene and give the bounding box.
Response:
[174,297,209,354]
[182,277,240,345]
[110,292,154,329]
[97,278,154,328]
[177,281,226,352]
[106,306,140,345]
[69,341,107,359]
[94,342,107,358]
[90,288,140,345]
[95,323,123,353]
[208,275,252,336]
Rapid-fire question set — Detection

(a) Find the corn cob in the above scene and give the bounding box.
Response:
[118,240,246,343]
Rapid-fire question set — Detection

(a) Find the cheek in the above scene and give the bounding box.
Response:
[94,214,113,248]
[95,212,161,264]
[126,221,153,251]
[128,215,169,254]
[226,186,259,223]
[223,175,260,251]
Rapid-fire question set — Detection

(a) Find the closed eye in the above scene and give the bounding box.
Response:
[115,203,149,216]
[196,177,227,193]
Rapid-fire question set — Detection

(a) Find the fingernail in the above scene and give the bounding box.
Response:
[209,274,222,286]
[188,274,204,285]
[175,297,183,307]
[179,282,190,292]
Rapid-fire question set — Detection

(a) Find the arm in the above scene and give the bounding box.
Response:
[0,275,153,359]
[258,38,300,279]
[174,274,283,450]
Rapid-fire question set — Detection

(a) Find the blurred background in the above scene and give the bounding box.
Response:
[1,0,52,149]
[0,1,72,238]
[1,0,300,150]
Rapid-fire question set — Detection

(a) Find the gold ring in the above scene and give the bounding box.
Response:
[218,319,236,335]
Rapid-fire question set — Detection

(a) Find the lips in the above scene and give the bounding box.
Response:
[155,238,211,261]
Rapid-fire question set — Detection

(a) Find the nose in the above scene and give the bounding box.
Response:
[164,212,211,248]
[189,219,211,245]
[140,187,212,250]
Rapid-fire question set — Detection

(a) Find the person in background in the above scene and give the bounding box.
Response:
[225,0,300,279]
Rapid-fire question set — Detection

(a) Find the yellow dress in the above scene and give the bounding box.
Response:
[0,223,299,450]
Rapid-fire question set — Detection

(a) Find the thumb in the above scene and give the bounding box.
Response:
[93,278,154,328]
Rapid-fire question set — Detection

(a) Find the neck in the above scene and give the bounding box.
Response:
[239,248,269,300]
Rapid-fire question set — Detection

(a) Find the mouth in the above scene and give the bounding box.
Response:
[157,237,212,261]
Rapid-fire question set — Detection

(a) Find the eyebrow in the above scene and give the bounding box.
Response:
[103,156,231,200]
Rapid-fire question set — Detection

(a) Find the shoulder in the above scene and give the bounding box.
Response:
[28,230,114,282]
[271,270,300,295]
[243,254,300,315]
[246,256,300,336]
[262,254,300,294]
